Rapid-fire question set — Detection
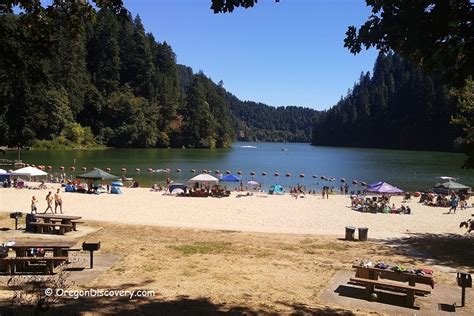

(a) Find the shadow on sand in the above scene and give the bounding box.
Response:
[0,295,356,315]
[381,233,474,272]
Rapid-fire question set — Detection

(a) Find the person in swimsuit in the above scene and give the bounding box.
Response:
[31,196,38,214]
[44,191,53,213]
[54,188,63,214]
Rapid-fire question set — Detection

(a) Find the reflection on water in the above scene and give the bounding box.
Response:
[5,143,473,191]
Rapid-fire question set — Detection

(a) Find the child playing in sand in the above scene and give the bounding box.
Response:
[31,196,37,214]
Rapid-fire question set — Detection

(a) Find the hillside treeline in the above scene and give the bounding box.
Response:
[312,53,461,151]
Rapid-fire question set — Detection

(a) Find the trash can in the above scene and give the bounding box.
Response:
[345,226,356,241]
[358,227,369,241]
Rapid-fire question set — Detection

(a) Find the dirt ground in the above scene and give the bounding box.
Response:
[0,212,473,315]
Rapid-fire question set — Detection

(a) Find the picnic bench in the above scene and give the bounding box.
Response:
[350,264,433,308]
[28,214,83,235]
[0,240,76,274]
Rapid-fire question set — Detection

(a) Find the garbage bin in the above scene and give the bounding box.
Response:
[345,226,356,241]
[358,227,369,241]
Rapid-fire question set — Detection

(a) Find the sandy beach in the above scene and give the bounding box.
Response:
[0,183,469,239]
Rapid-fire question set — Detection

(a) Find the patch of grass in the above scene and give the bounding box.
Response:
[169,241,232,256]
[305,242,349,252]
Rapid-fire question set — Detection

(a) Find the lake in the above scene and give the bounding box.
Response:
[4,142,474,191]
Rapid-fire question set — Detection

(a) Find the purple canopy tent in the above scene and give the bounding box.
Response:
[365,181,403,194]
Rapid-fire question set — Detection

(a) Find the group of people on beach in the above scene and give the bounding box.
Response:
[30,189,63,214]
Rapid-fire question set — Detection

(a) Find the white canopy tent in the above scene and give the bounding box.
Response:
[188,173,219,185]
[0,169,7,174]
[11,166,47,177]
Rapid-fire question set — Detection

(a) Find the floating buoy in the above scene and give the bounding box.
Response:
[135,168,140,173]
[148,168,153,173]
[286,173,291,177]
[226,170,231,174]
[299,173,304,178]
[237,170,242,175]
[70,166,76,171]
[176,168,182,173]
[106,167,111,172]
[274,172,280,176]
[250,171,256,176]
[262,172,267,176]
[121,168,126,172]
[59,166,64,170]
[82,167,87,171]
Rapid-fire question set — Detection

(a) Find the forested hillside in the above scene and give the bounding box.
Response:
[0,5,314,149]
[312,53,462,151]
[176,65,319,143]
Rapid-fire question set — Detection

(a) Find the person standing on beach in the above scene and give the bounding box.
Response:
[31,196,38,214]
[44,191,53,213]
[448,195,459,214]
[54,188,63,214]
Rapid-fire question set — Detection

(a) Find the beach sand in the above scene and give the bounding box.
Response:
[0,183,469,239]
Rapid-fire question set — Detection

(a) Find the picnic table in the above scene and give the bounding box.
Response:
[1,240,77,274]
[32,214,83,234]
[350,264,433,308]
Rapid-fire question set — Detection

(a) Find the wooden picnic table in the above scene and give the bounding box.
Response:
[33,214,83,234]
[351,264,434,308]
[1,240,77,274]
[10,240,76,257]
[352,265,434,288]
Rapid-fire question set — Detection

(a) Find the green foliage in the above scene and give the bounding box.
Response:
[344,0,473,88]
[451,79,474,167]
[312,53,461,151]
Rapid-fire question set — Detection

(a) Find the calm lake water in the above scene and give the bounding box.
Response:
[4,142,474,191]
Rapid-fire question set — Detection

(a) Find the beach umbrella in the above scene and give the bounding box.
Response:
[247,180,259,185]
[361,182,367,186]
[191,169,196,173]
[106,167,111,172]
[176,168,182,173]
[93,167,98,170]
[11,166,47,177]
[237,170,242,175]
[226,170,231,174]
[312,175,317,178]
[320,176,325,180]
[220,174,241,182]
[82,167,87,171]
[262,171,267,176]
[31,164,36,167]
[135,168,140,173]
[59,166,65,171]
[250,171,256,176]
[286,173,291,177]
[70,166,76,171]
[148,168,153,173]
[341,178,346,182]
[47,166,53,170]
[299,173,304,178]
[121,167,126,172]
[274,172,280,176]
[77,168,119,180]
[203,169,208,174]
[215,170,220,174]
[352,180,358,184]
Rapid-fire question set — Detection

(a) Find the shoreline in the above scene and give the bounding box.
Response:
[0,183,469,239]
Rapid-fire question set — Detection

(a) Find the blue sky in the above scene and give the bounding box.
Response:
[125,0,377,110]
